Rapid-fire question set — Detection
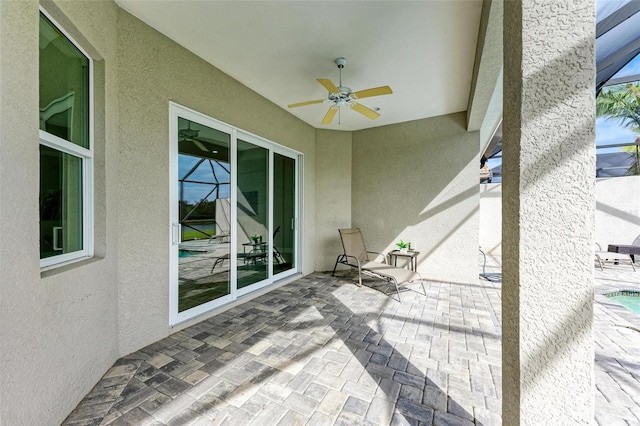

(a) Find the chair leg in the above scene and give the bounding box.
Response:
[332,255,343,276]
[273,246,285,265]
[392,278,401,302]
[211,257,224,273]
[420,280,427,297]
[595,255,604,271]
[630,259,636,272]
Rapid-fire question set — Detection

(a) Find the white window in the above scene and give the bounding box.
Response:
[39,10,93,268]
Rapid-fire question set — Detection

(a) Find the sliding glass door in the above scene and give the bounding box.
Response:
[172,115,233,320]
[170,103,301,324]
[236,138,269,290]
[273,152,297,278]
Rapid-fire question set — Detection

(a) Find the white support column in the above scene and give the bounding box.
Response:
[502,1,596,424]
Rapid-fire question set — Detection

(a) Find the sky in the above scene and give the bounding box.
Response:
[596,117,638,153]
[179,154,230,203]
[596,54,640,152]
[613,53,640,80]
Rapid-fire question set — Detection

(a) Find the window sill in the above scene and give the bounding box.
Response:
[40,255,101,278]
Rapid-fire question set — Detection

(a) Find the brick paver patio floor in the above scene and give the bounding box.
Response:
[63,256,640,426]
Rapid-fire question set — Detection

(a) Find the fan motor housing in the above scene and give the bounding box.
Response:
[329,91,353,106]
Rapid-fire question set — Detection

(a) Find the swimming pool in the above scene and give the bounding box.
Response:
[179,250,198,258]
[606,291,640,315]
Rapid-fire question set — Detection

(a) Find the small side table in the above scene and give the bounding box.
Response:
[388,250,420,271]
[242,241,268,264]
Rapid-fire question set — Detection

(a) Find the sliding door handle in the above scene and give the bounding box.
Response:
[172,223,182,245]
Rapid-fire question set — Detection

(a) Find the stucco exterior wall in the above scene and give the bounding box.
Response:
[0,2,317,423]
[467,0,502,140]
[116,9,316,355]
[351,113,480,284]
[502,1,595,423]
[479,183,502,254]
[595,177,640,248]
[314,130,352,271]
[481,176,640,255]
[0,1,121,424]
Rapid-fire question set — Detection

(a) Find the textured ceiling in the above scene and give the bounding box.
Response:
[115,1,483,131]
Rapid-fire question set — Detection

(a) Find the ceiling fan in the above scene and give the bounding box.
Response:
[179,125,210,152]
[178,122,224,158]
[288,57,393,125]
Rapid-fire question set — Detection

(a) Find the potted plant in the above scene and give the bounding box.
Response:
[396,240,409,254]
[251,234,261,244]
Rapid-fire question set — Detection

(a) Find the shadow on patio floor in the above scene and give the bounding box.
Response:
[63,271,502,425]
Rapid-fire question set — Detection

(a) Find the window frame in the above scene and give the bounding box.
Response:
[39,8,94,270]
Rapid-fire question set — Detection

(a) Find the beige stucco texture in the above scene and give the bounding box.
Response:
[1,1,121,424]
[502,1,596,424]
[314,130,352,271]
[352,113,480,285]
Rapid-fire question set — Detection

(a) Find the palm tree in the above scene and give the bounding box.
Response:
[596,82,640,175]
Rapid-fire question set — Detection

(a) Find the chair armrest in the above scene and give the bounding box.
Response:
[366,251,387,264]
[342,254,364,269]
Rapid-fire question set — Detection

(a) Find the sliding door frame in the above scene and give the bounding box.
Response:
[235,131,272,297]
[169,102,302,325]
[270,145,302,283]
[169,103,237,325]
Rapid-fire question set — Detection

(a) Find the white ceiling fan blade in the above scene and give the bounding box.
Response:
[351,102,380,120]
[352,86,393,99]
[321,106,339,125]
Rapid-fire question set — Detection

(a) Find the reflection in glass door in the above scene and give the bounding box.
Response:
[236,138,269,289]
[273,153,296,276]
[176,117,231,313]
[171,103,301,325]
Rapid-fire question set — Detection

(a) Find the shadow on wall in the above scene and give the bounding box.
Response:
[479,183,502,255]
[480,184,502,197]
[480,179,640,254]
[351,113,480,283]
[481,37,599,254]
[520,289,593,404]
[499,31,598,424]
[596,201,640,227]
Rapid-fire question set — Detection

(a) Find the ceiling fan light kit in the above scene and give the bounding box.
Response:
[288,57,393,125]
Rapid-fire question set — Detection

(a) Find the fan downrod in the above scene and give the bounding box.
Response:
[334,57,350,94]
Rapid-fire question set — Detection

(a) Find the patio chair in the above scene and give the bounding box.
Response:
[211,253,230,272]
[595,243,636,271]
[272,226,286,265]
[332,228,426,301]
[209,229,230,243]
